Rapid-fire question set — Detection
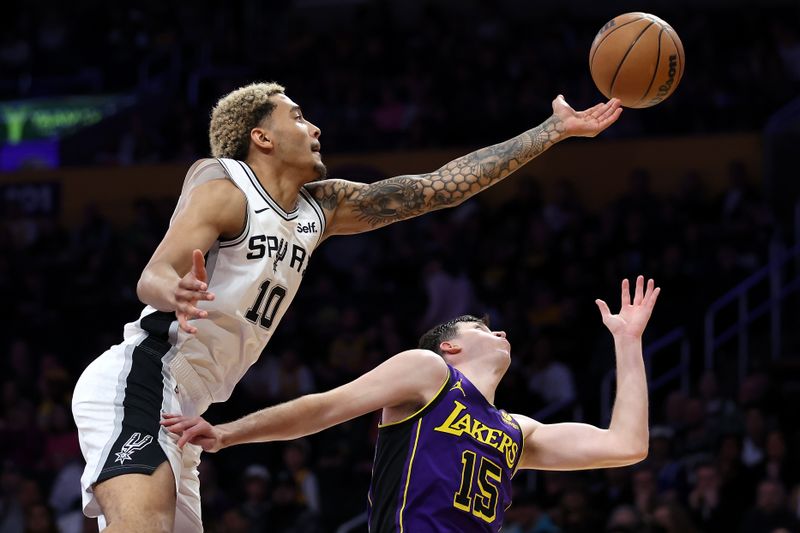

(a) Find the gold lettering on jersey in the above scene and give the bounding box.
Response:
[433,400,519,468]
[500,410,520,430]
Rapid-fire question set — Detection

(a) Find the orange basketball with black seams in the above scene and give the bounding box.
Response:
[589,12,685,108]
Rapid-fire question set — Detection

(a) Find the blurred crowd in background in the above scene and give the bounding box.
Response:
[2,0,799,163]
[2,0,800,532]
[2,160,799,532]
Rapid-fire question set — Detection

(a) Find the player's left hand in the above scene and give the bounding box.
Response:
[175,249,215,334]
[161,413,223,452]
[595,275,660,339]
[552,95,622,138]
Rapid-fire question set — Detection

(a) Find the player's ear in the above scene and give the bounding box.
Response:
[251,127,273,151]
[440,341,461,355]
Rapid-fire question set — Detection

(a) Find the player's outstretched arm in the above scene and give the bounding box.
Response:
[161,349,448,451]
[513,276,659,471]
[136,172,246,333]
[307,96,621,237]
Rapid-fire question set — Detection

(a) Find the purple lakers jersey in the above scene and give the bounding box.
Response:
[368,364,524,532]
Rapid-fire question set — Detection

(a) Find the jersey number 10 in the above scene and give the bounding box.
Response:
[245,280,288,330]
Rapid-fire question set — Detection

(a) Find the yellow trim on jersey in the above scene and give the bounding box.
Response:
[510,414,525,479]
[378,366,451,428]
[399,418,423,532]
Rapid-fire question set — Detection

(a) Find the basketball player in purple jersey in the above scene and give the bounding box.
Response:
[163,276,658,532]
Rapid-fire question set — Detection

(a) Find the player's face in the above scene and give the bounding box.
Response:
[455,322,511,362]
[264,94,326,180]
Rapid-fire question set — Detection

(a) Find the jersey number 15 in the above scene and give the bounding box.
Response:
[453,450,502,523]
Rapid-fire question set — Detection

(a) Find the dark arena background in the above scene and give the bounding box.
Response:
[2,0,800,532]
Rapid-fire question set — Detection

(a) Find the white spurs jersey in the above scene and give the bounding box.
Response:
[122,158,326,409]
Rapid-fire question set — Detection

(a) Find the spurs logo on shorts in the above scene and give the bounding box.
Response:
[114,433,154,465]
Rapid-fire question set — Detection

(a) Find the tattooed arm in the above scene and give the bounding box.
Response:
[307,95,622,237]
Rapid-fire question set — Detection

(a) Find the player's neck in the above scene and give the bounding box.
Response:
[455,362,502,405]
[246,158,305,213]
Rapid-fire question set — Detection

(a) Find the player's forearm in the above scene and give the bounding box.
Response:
[607,335,649,459]
[136,263,182,311]
[424,114,567,208]
[325,115,567,231]
[218,394,331,448]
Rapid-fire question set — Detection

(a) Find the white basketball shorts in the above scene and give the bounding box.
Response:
[72,332,205,532]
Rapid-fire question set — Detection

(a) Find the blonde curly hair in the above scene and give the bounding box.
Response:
[209,82,286,160]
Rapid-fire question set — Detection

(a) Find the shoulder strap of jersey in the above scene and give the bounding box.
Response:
[378,365,453,430]
[298,187,327,248]
[217,158,270,213]
[218,158,303,220]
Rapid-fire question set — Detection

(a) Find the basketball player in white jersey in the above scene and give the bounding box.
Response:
[71,82,622,532]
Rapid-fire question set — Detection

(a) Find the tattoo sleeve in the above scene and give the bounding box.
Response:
[311,115,566,231]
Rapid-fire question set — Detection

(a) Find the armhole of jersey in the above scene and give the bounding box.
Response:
[219,208,250,247]
[216,158,250,247]
[378,366,451,429]
[510,415,526,478]
[299,187,327,248]
[204,243,220,283]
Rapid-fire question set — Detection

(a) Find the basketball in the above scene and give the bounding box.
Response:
[589,13,685,108]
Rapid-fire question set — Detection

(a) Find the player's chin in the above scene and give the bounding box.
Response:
[312,161,328,180]
[498,352,512,372]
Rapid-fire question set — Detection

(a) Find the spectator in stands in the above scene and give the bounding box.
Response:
[280,440,320,514]
[266,472,322,533]
[527,336,576,415]
[740,479,800,533]
[239,464,270,532]
[0,462,25,533]
[742,407,768,468]
[503,492,559,533]
[645,426,685,494]
[688,460,741,532]
[651,499,700,533]
[756,429,800,488]
[605,504,643,533]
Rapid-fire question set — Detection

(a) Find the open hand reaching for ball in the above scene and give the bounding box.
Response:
[553,95,623,138]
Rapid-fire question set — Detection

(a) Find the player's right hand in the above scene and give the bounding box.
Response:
[595,275,660,339]
[175,249,215,334]
[553,95,622,138]
[161,413,223,452]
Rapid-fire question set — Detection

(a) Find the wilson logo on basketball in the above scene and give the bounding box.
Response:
[598,19,616,35]
[647,54,678,106]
